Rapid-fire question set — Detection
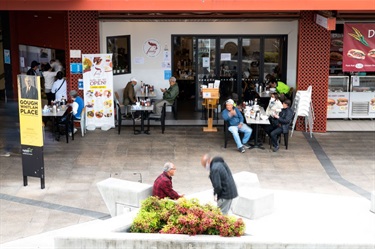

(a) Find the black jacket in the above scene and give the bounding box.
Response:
[209,157,238,200]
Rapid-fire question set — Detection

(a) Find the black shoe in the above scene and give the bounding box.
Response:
[273,146,279,152]
[243,143,251,149]
[239,146,246,153]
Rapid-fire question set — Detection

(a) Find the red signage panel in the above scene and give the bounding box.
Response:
[343,23,375,72]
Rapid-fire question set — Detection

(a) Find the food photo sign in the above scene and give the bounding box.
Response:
[343,23,375,72]
[82,54,114,129]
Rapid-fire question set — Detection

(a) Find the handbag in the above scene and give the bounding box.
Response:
[269,116,279,127]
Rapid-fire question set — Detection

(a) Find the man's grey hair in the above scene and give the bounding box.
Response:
[163,162,174,172]
[169,77,176,82]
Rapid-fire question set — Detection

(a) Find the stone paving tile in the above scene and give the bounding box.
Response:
[1,127,374,244]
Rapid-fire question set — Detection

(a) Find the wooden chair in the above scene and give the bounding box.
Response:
[147,102,166,134]
[73,107,86,137]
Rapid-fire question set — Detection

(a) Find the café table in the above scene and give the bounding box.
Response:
[42,105,70,140]
[131,104,154,135]
[245,107,270,150]
[136,90,157,100]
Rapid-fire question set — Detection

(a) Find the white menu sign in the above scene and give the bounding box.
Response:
[82,54,114,129]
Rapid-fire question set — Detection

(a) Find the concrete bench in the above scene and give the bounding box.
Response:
[233,171,260,189]
[232,187,274,220]
[97,178,153,217]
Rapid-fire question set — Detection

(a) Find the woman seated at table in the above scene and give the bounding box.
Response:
[265,92,283,117]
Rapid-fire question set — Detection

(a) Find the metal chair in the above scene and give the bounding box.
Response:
[147,102,166,134]
[73,107,86,137]
[115,100,123,134]
[58,107,74,143]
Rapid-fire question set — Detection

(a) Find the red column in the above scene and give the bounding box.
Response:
[296,11,330,133]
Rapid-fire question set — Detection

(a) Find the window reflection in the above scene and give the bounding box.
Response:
[107,35,131,75]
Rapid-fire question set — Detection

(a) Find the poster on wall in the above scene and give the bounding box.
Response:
[343,23,375,72]
[82,54,114,129]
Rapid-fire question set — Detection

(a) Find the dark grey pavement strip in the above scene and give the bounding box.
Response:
[304,132,371,200]
[0,193,110,219]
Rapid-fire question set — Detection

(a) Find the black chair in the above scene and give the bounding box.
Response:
[269,131,290,150]
[224,120,230,148]
[147,102,166,134]
[58,110,74,143]
[268,113,294,150]
[167,97,178,120]
[116,101,122,134]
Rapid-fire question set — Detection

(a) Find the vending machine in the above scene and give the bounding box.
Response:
[327,76,350,119]
[349,76,375,119]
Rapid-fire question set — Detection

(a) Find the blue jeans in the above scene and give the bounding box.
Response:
[228,124,252,149]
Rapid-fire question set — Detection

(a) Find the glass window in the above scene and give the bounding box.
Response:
[107,35,131,75]
[264,38,283,81]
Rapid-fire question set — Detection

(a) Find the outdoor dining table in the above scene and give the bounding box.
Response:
[42,105,70,140]
[136,90,157,100]
[244,106,270,149]
[131,104,154,134]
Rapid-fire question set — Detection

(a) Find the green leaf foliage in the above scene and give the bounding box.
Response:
[130,196,245,237]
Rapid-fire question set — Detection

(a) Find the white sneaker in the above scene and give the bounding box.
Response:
[0,152,11,157]
[68,132,72,137]
[73,128,77,134]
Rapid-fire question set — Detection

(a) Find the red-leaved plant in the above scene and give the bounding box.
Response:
[130,196,245,237]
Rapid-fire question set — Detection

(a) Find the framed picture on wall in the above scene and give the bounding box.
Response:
[106,35,131,75]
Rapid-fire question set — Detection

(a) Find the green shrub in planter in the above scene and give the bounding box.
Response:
[130,196,245,237]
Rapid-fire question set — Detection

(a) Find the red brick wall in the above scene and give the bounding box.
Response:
[66,11,99,99]
[296,11,330,132]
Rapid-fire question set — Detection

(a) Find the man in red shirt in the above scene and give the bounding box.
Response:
[152,162,183,200]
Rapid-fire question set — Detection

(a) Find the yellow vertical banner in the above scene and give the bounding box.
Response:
[18,74,43,147]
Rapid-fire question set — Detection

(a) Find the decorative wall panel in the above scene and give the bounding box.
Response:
[296,11,330,133]
[66,11,99,97]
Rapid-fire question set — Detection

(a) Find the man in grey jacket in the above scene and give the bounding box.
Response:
[200,154,238,215]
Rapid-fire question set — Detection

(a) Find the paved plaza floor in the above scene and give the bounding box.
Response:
[0,125,374,248]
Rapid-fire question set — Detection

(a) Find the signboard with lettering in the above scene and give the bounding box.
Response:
[343,23,375,72]
[82,54,114,129]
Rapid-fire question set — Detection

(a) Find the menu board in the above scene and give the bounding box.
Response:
[82,54,114,128]
[343,23,375,72]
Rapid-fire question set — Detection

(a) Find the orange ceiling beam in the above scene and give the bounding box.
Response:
[0,0,374,11]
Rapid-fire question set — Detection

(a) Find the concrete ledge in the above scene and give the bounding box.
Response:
[233,171,260,189]
[97,178,153,217]
[232,187,274,219]
[371,191,375,213]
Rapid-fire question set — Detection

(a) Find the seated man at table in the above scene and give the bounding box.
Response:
[263,99,293,152]
[154,76,179,115]
[268,77,290,100]
[152,162,184,200]
[222,99,252,153]
[123,77,137,106]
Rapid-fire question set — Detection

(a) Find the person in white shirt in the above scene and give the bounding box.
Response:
[42,63,58,105]
[51,71,67,103]
[265,92,283,117]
